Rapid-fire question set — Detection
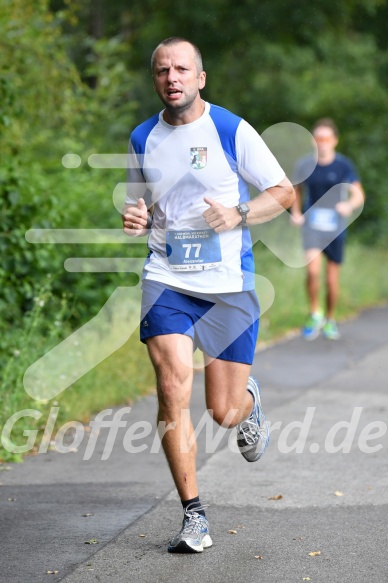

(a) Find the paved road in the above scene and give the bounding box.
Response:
[1,306,387,583]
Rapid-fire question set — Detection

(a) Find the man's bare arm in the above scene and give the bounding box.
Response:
[336,181,365,217]
[203,177,296,232]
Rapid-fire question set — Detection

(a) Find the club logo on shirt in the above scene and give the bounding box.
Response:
[190,147,207,170]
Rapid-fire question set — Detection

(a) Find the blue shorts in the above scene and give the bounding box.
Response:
[303,226,345,264]
[140,280,260,365]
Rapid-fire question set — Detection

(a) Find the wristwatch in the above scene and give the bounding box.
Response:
[236,202,250,225]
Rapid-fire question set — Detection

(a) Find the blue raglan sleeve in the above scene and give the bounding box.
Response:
[125,138,148,206]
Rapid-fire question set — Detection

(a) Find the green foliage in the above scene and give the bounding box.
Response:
[83,36,141,146]
[0,159,65,328]
[0,289,72,461]
[0,0,143,333]
[0,0,83,151]
[0,0,81,332]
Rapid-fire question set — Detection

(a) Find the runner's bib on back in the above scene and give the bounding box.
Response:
[166,229,222,271]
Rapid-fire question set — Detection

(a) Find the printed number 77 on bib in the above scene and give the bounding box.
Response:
[183,243,202,258]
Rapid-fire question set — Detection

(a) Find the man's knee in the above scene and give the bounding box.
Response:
[157,377,191,412]
[305,250,321,277]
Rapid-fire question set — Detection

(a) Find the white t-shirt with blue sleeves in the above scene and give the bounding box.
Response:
[126,102,285,293]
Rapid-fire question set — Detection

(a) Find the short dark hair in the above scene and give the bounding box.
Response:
[312,118,339,137]
[151,37,203,74]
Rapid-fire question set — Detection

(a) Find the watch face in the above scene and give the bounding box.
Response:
[239,202,250,213]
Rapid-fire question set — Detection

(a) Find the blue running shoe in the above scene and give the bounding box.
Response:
[168,508,212,553]
[302,311,324,340]
[237,377,270,462]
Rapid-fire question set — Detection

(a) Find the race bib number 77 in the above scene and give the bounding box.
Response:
[166,229,222,271]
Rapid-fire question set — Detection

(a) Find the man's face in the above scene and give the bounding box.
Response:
[313,126,338,157]
[152,42,206,113]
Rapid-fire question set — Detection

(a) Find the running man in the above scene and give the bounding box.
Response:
[123,37,295,552]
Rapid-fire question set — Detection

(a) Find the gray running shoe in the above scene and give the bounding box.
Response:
[168,509,212,553]
[237,377,270,462]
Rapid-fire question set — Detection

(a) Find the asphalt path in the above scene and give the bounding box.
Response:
[0,305,387,583]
